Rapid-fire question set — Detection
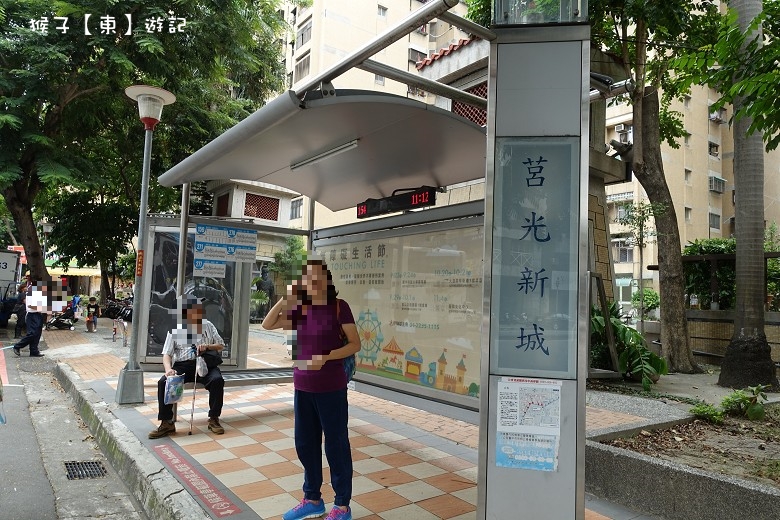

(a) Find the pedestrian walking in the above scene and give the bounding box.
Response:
[13,281,27,338]
[12,277,47,358]
[262,258,360,520]
[149,294,226,439]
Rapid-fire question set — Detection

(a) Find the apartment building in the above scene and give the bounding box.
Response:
[604,87,780,312]
[273,1,780,314]
[280,0,472,231]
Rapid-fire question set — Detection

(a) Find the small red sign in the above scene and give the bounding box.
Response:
[135,250,144,277]
[152,444,242,517]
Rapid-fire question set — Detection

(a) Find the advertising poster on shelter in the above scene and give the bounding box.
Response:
[318,225,483,399]
[145,229,235,359]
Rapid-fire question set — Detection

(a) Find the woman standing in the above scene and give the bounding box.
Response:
[262,258,360,520]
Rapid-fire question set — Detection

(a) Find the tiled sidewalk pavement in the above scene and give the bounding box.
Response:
[33,327,652,520]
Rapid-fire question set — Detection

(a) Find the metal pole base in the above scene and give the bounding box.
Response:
[115,368,146,404]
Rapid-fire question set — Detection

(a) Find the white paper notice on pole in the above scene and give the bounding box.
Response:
[194,223,257,263]
[495,377,561,471]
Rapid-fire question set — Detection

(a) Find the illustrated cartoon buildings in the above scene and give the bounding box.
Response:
[404,347,423,380]
[359,314,476,396]
[355,309,383,367]
[378,337,404,374]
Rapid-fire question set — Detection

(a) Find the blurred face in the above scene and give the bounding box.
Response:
[185,304,205,324]
[302,263,328,297]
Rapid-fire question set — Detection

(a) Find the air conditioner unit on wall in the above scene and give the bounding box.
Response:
[614,123,629,133]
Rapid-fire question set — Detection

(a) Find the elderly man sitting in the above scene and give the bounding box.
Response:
[149,294,226,439]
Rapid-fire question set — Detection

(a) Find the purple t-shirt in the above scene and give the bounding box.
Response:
[291,299,355,393]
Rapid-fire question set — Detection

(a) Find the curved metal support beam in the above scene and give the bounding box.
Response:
[294,0,460,98]
[359,59,487,110]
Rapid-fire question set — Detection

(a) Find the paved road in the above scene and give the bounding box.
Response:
[1,321,148,520]
[0,350,56,520]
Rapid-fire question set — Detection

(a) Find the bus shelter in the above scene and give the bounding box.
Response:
[154,90,487,389]
[147,0,491,390]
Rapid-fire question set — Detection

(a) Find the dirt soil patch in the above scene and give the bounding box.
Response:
[602,405,780,489]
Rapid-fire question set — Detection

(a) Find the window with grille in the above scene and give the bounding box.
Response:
[451,82,488,127]
[709,106,726,123]
[616,205,629,221]
[615,124,632,143]
[708,141,720,157]
[290,198,303,219]
[378,5,387,16]
[375,74,385,86]
[709,176,725,193]
[709,212,721,229]
[245,193,279,221]
[616,275,634,306]
[614,240,634,263]
[294,53,310,82]
[296,19,312,49]
[408,48,427,63]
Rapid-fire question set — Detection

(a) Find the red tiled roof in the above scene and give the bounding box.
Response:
[416,37,478,70]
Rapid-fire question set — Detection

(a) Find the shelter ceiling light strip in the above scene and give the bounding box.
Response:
[290,140,359,171]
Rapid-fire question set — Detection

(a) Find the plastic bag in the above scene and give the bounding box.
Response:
[196,355,208,377]
[163,374,185,405]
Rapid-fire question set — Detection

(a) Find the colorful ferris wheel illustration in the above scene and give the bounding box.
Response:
[356,309,383,367]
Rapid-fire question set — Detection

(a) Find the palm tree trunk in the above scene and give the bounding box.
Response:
[718,0,778,389]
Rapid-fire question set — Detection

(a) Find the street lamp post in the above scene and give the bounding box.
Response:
[116,85,175,405]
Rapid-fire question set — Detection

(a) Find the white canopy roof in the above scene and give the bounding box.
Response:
[157,89,487,211]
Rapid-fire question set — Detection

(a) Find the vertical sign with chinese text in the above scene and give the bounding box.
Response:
[491,137,580,379]
[481,32,589,520]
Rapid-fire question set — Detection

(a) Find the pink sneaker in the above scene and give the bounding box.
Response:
[325,506,352,520]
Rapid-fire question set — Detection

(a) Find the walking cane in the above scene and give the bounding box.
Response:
[189,346,198,436]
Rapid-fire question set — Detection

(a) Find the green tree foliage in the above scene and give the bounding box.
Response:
[0,197,18,247]
[590,301,667,390]
[466,0,491,27]
[675,1,780,151]
[682,226,780,312]
[631,288,660,318]
[0,0,290,280]
[44,191,137,270]
[271,236,307,284]
[683,238,737,310]
[614,201,666,251]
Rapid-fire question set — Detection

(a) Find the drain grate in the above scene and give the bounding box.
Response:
[64,460,108,480]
